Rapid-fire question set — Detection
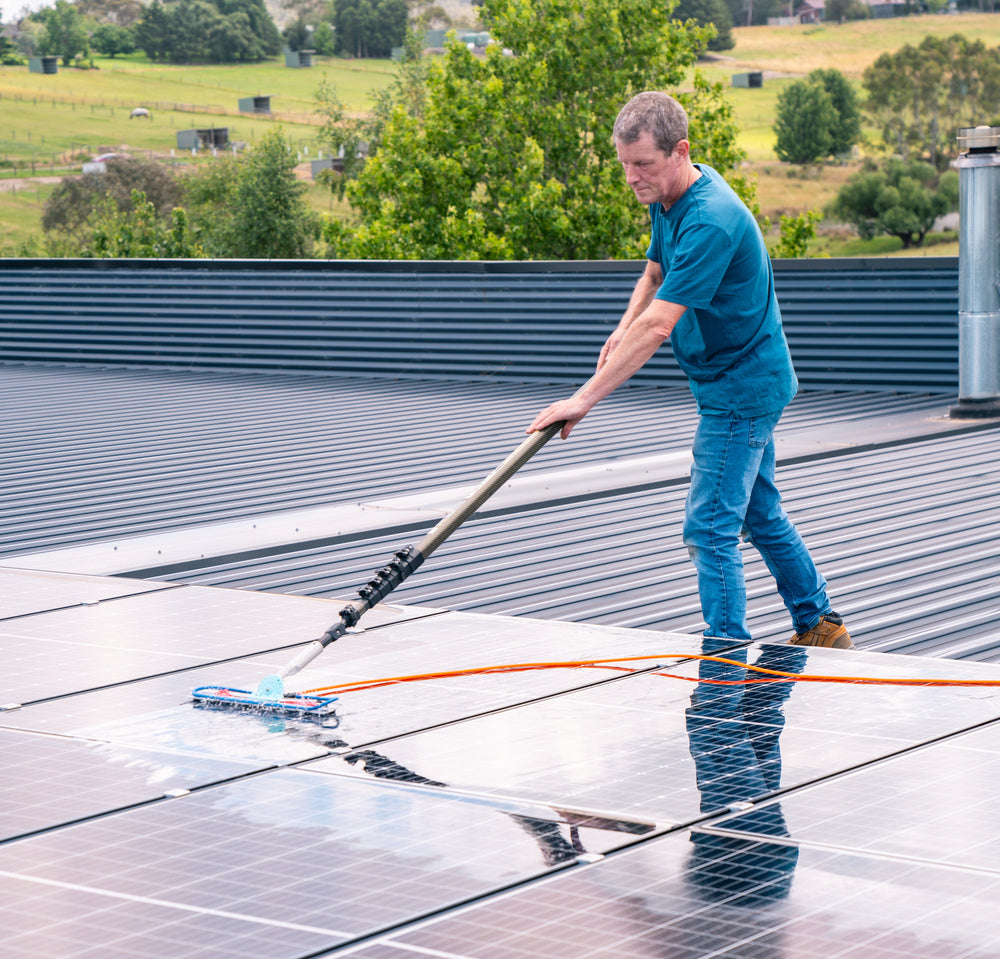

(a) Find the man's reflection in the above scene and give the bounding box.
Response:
[684,639,806,906]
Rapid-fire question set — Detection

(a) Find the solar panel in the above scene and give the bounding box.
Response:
[1,610,709,756]
[0,566,169,620]
[708,719,1000,874]
[0,728,258,842]
[304,643,1000,823]
[6,564,1000,958]
[0,584,430,707]
[0,768,647,958]
[348,830,1000,959]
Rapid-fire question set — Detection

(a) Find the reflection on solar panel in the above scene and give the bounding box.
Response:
[4,568,1000,957]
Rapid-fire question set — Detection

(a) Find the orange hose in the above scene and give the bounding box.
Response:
[302,653,1000,697]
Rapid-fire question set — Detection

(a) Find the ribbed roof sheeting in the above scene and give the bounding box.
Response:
[0,257,959,391]
[0,364,957,559]
[776,261,959,390]
[0,365,690,556]
[163,427,1000,662]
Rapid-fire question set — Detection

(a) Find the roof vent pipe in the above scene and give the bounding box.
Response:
[951,125,1000,418]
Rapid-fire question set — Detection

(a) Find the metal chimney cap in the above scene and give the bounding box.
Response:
[958,125,1000,152]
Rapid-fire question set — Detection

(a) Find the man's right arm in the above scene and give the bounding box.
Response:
[597,259,664,371]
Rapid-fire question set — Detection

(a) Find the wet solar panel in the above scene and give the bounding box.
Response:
[0,728,259,842]
[0,767,648,959]
[5,568,1000,958]
[349,830,1000,959]
[709,719,1000,874]
[304,643,1000,821]
[1,609,713,754]
[0,584,431,706]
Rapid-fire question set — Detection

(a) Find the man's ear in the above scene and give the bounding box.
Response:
[672,139,692,160]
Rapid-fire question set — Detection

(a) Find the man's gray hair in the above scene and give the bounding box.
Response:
[613,92,689,156]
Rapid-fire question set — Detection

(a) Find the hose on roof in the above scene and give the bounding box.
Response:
[302,653,1000,697]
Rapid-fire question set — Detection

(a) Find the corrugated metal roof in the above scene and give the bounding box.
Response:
[0,364,959,555]
[156,426,1000,662]
[4,363,998,662]
[0,257,960,390]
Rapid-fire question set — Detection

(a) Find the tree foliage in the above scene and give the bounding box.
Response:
[863,34,1000,169]
[774,67,861,163]
[35,0,89,64]
[182,129,318,258]
[773,210,821,259]
[774,68,861,164]
[320,0,752,261]
[42,157,183,237]
[134,0,280,62]
[85,190,205,258]
[90,23,136,56]
[773,78,838,165]
[828,158,958,248]
[673,0,734,53]
[809,68,861,156]
[333,0,408,58]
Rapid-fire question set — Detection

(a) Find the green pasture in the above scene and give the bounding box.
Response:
[0,53,395,109]
[0,54,395,166]
[1,13,995,254]
[725,11,1000,77]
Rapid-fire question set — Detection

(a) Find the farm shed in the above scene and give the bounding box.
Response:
[176,127,229,151]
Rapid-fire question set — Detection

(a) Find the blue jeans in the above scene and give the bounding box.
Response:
[682,409,831,641]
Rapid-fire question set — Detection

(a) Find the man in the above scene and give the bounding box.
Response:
[527,91,851,649]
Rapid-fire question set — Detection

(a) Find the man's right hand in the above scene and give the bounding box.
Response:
[526,394,595,440]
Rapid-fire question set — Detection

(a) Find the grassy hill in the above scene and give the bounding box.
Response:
[4,13,997,256]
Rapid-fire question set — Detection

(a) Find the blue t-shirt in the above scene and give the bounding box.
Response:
[647,164,797,417]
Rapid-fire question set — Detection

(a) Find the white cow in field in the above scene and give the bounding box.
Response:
[130,107,151,119]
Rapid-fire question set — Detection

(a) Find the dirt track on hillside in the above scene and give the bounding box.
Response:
[0,176,63,193]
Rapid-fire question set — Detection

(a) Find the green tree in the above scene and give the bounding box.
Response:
[134,0,169,59]
[90,23,136,56]
[828,158,959,248]
[225,129,318,258]
[311,21,336,55]
[178,155,241,254]
[0,25,23,64]
[134,0,279,62]
[773,78,838,164]
[808,68,861,157]
[216,0,281,55]
[773,210,821,259]
[334,0,407,58]
[166,0,218,62]
[42,157,183,238]
[674,0,734,52]
[37,0,89,64]
[282,16,312,51]
[322,0,740,261]
[85,190,205,258]
[863,35,1000,170]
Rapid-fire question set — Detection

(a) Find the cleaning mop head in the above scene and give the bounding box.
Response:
[192,685,339,715]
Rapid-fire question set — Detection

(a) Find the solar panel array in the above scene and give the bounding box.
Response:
[4,566,1000,958]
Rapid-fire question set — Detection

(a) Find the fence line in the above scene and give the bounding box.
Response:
[0,88,321,125]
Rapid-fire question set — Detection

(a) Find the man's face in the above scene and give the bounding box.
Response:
[616,131,689,209]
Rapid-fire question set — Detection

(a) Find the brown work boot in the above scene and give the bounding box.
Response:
[789,613,854,649]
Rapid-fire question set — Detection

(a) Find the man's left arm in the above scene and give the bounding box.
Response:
[527,298,686,439]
